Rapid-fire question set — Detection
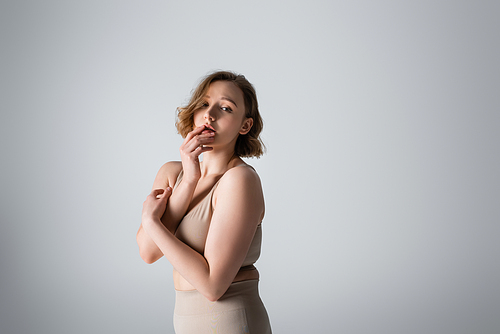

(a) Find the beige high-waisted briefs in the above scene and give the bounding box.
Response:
[173,280,272,334]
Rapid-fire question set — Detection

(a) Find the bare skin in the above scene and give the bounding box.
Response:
[136,81,264,301]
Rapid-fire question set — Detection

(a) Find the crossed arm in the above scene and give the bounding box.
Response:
[137,164,264,301]
[136,161,197,263]
[137,125,216,263]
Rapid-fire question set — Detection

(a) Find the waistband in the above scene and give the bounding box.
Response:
[174,280,261,316]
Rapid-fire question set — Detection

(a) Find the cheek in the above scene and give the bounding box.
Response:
[192,111,203,124]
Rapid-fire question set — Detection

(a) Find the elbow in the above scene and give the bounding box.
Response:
[136,236,160,264]
[203,285,228,302]
[205,293,222,302]
[139,252,158,264]
[137,244,161,264]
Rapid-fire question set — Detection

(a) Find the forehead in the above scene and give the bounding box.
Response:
[206,81,244,106]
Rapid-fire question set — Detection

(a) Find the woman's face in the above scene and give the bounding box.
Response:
[193,80,252,150]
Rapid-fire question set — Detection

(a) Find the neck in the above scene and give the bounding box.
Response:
[199,147,242,177]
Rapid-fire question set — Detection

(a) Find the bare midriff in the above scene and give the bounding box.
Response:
[173,267,260,291]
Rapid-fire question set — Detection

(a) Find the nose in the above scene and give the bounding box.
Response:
[204,106,215,122]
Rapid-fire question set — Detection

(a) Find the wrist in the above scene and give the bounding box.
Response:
[181,177,199,187]
[142,216,160,229]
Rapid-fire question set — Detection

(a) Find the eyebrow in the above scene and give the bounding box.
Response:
[204,95,238,108]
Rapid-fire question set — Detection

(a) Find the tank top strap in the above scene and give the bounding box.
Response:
[173,163,254,191]
[172,169,184,191]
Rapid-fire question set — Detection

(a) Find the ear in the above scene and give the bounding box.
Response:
[239,118,253,135]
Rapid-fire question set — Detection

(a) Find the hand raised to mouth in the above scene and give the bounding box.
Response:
[201,124,216,134]
[178,124,215,182]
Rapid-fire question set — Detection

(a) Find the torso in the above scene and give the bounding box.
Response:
[174,267,259,291]
[171,161,261,291]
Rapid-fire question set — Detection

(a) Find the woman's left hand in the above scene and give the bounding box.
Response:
[142,187,172,227]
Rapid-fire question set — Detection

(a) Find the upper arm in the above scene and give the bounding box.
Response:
[152,161,182,190]
[203,167,265,284]
[137,161,182,264]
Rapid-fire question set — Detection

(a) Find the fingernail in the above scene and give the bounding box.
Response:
[166,187,172,192]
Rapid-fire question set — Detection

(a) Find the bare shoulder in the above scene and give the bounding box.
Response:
[215,165,264,219]
[219,165,262,190]
[152,161,183,190]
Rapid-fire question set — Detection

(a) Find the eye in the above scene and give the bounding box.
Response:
[221,106,232,112]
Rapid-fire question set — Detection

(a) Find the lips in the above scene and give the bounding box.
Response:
[202,124,216,133]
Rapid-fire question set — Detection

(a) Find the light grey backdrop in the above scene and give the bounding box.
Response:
[1,1,499,333]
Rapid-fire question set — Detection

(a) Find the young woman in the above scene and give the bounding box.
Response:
[137,71,272,333]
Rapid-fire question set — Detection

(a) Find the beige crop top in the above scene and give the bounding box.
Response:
[173,166,262,268]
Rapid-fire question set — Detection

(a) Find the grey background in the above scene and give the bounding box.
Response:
[1,1,499,333]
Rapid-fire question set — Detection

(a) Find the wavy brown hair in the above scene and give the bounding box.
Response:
[176,71,265,158]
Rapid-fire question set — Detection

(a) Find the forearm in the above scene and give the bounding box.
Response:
[136,224,164,264]
[161,179,198,232]
[143,218,228,301]
[138,176,198,262]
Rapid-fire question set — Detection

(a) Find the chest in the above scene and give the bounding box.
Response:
[186,176,221,212]
[174,175,222,254]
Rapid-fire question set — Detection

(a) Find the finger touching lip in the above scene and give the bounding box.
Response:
[202,124,216,133]
[205,124,215,132]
